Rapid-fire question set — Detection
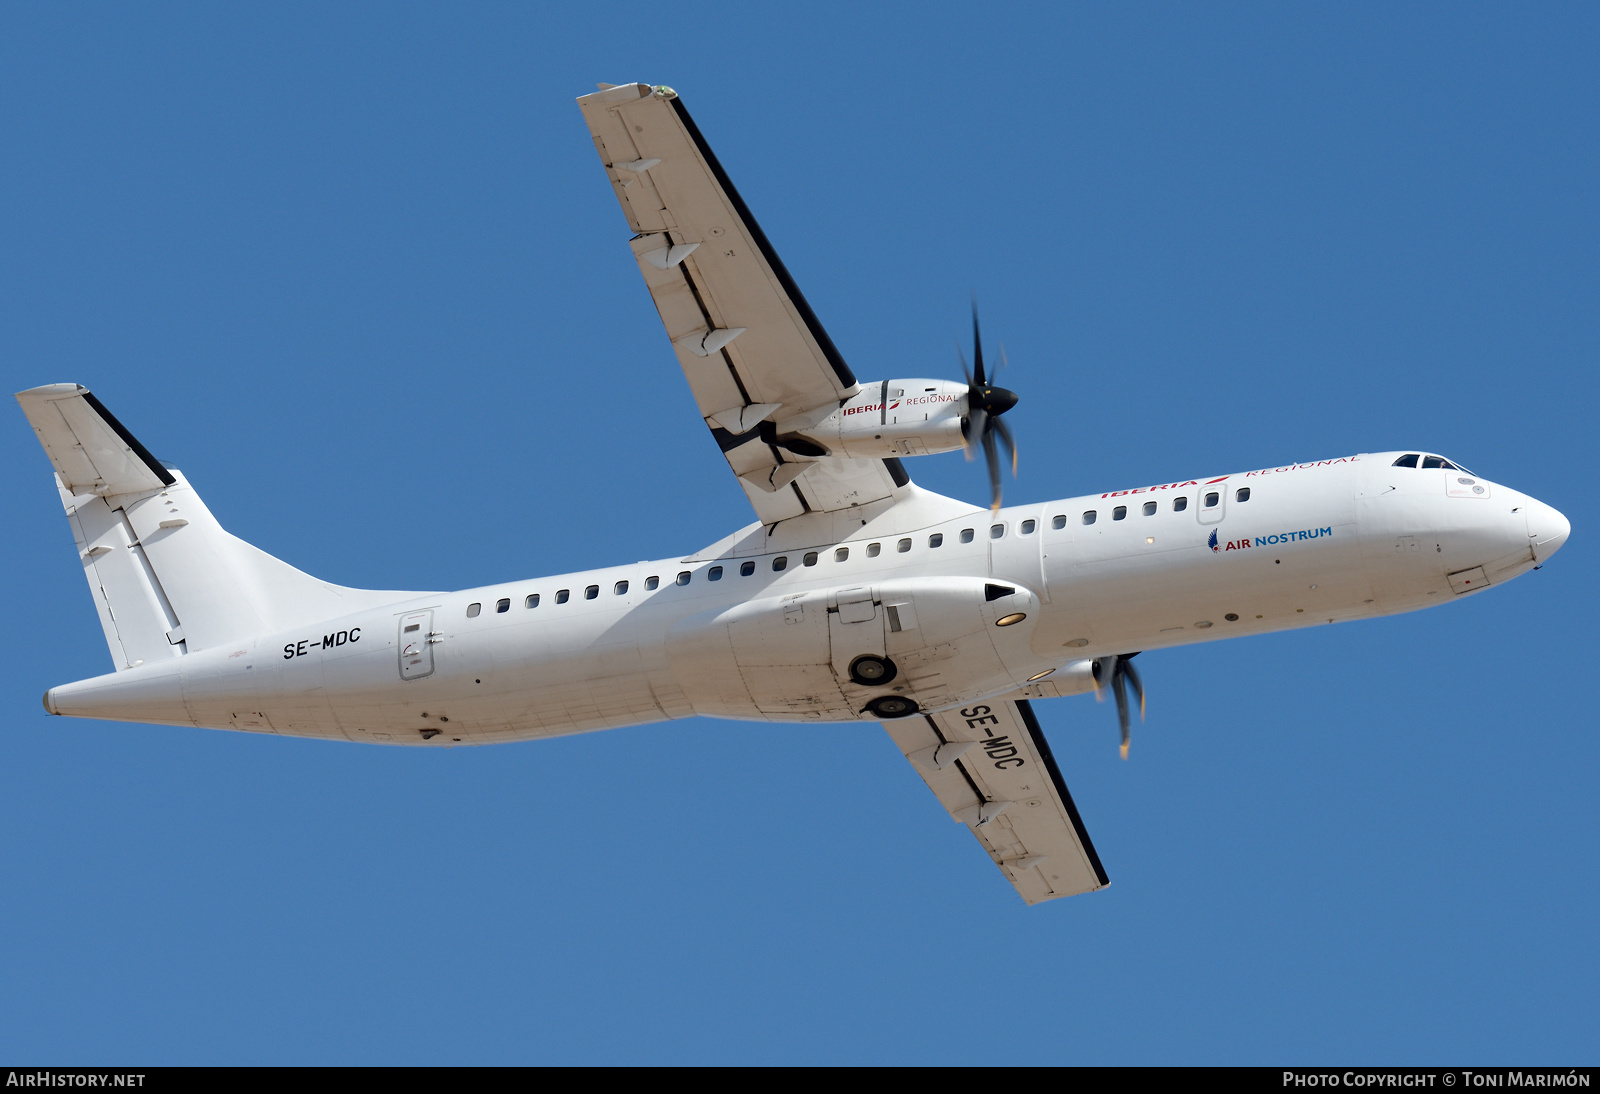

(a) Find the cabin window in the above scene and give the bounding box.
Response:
[466,602,481,618]
[960,528,975,543]
[708,566,722,581]
[1235,487,1251,502]
[585,585,599,600]
[496,598,510,613]
[1021,519,1036,534]
[989,524,1004,539]
[1204,492,1220,508]
[1393,454,1420,468]
[835,547,849,561]
[928,533,943,548]
[773,556,788,571]
[740,561,755,576]
[1052,514,1066,530]
[1113,506,1127,520]
[1082,510,1097,525]
[803,551,818,566]
[897,538,912,553]
[1173,497,1188,512]
[615,580,629,594]
[866,543,881,557]
[676,571,691,586]
[525,594,540,608]
[645,576,659,591]
[556,590,570,604]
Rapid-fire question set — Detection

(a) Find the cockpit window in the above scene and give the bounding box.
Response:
[1393,454,1420,468]
[1421,456,1444,469]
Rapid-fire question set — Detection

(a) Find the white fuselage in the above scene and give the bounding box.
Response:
[45,453,1568,745]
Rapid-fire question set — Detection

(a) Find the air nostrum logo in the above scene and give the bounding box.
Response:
[1211,527,1333,553]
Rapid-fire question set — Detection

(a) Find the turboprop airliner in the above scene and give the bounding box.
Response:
[18,82,1570,904]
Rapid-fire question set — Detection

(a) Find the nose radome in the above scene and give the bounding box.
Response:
[1528,500,1570,561]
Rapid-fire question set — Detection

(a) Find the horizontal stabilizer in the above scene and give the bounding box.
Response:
[17,384,175,497]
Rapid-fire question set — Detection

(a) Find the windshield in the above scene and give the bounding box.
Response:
[1393,453,1474,475]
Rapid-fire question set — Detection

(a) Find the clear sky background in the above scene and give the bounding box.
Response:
[2,3,1594,1065]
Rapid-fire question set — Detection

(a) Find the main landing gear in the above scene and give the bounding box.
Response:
[865,694,919,719]
[848,655,897,686]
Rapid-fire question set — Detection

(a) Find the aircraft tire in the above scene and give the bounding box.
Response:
[865,694,919,719]
[848,655,898,686]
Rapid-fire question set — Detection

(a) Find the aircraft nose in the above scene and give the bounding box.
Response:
[1527,500,1570,562]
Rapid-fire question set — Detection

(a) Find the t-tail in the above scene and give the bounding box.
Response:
[16,384,419,717]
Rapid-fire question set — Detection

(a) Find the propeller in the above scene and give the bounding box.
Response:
[957,304,1019,512]
[1093,653,1146,760]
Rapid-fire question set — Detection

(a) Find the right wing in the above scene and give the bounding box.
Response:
[883,698,1109,904]
[575,82,909,525]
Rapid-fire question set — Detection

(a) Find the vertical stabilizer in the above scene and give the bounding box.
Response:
[18,384,425,670]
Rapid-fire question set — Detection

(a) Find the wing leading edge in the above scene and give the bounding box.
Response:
[884,698,1109,904]
[576,83,910,525]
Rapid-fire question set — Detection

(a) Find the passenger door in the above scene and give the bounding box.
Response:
[399,610,434,680]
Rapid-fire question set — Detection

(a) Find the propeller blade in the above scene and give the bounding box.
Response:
[971,304,985,387]
[956,342,972,387]
[983,429,1002,512]
[994,417,1018,476]
[1112,671,1131,760]
[1123,657,1146,720]
[965,406,987,461]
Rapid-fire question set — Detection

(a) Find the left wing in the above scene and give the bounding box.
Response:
[575,82,909,525]
[883,698,1109,904]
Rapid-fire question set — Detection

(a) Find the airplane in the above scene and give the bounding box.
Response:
[17,82,1570,905]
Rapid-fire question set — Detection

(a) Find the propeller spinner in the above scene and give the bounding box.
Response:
[958,305,1019,512]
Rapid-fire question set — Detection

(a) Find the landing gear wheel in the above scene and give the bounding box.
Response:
[865,694,919,719]
[849,655,898,686]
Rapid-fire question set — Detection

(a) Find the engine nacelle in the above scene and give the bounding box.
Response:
[778,379,968,460]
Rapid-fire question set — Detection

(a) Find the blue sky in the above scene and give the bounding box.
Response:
[2,3,1595,1064]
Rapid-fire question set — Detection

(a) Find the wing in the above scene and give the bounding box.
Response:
[883,698,1109,904]
[575,83,909,525]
